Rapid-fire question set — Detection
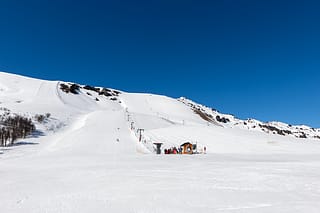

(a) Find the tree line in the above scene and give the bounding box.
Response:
[0,115,35,147]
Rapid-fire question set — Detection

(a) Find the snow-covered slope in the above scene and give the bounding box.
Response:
[1,71,320,213]
[1,71,319,152]
[1,71,320,155]
[178,97,320,140]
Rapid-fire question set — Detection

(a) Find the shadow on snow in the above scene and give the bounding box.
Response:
[10,141,39,147]
[29,130,45,138]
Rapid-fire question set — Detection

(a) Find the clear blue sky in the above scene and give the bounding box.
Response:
[0,0,319,127]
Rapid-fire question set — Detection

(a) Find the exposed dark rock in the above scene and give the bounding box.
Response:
[259,124,292,136]
[99,88,113,97]
[60,83,70,93]
[216,115,230,123]
[299,132,307,138]
[83,85,100,93]
[60,83,80,94]
[193,108,214,122]
[113,90,121,96]
[70,84,80,94]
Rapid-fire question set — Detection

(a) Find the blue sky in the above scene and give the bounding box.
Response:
[0,0,319,127]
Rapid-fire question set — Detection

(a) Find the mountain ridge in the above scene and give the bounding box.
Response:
[178,97,320,140]
[1,70,319,152]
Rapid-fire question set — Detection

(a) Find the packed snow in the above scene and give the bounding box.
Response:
[1,71,320,213]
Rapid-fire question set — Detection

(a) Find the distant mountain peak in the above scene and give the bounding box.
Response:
[178,97,320,140]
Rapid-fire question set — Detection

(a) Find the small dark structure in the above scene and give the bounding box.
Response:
[180,142,194,154]
[153,143,163,154]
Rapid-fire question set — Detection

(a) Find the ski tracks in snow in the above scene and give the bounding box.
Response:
[44,112,90,152]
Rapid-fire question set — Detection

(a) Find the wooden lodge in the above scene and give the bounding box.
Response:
[180,142,195,154]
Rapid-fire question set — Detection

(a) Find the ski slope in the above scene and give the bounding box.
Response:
[1,71,320,213]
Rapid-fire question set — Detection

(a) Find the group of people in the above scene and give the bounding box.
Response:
[164,147,182,154]
[163,146,207,154]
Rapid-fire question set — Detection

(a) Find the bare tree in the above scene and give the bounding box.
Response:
[0,115,36,146]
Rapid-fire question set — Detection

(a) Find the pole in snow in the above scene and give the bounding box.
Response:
[137,129,144,142]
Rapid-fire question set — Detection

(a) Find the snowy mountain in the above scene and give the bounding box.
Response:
[1,71,320,213]
[178,97,320,140]
[1,70,320,154]
[1,71,319,154]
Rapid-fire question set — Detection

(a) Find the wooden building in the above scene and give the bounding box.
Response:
[180,142,194,154]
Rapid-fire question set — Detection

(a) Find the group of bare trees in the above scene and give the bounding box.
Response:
[0,115,35,147]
